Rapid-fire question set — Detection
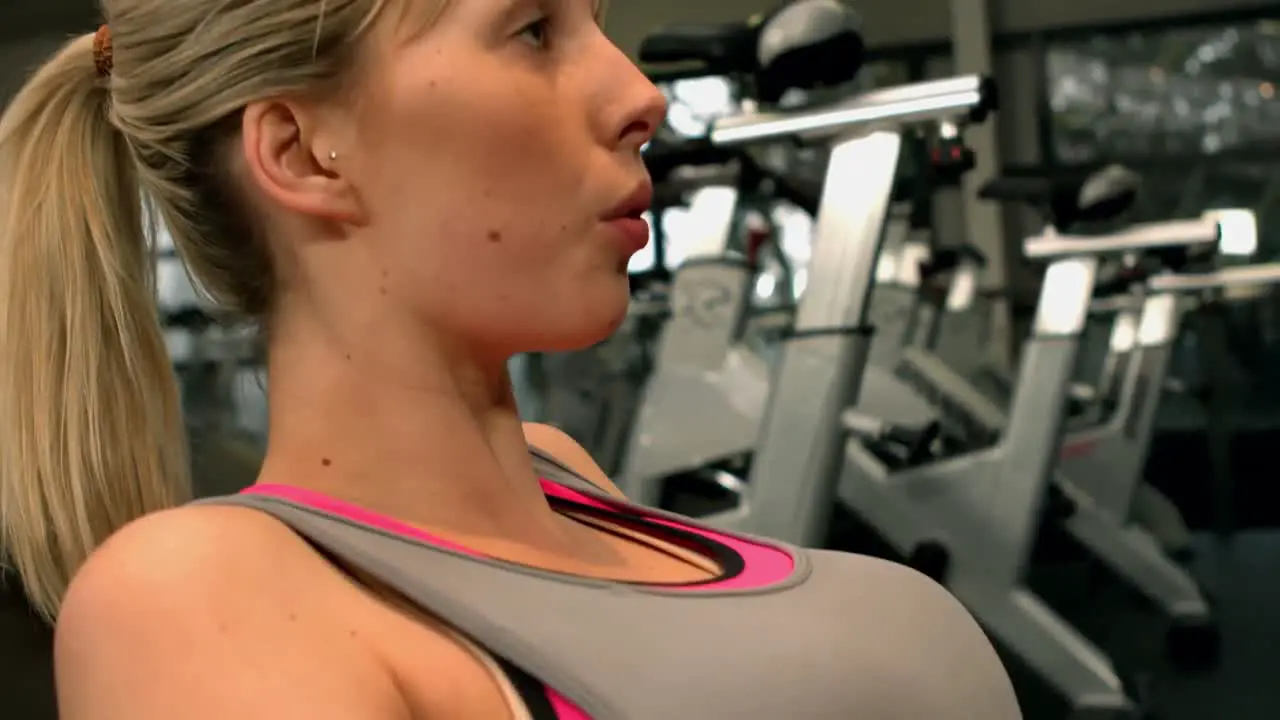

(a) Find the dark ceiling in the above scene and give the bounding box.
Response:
[0,1,98,45]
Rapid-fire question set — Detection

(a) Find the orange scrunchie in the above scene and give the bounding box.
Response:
[93,24,114,78]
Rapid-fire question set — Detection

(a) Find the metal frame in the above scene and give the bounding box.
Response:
[1057,289,1210,621]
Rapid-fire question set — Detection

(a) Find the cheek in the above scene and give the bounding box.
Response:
[365,71,589,230]
[380,212,568,313]
[353,58,621,344]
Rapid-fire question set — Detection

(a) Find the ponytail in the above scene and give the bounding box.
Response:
[0,33,190,620]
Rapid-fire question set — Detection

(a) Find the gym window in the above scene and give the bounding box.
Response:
[1044,19,1280,165]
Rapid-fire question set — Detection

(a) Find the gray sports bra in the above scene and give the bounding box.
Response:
[199,449,1021,719]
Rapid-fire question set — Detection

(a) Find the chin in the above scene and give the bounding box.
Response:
[537,281,631,353]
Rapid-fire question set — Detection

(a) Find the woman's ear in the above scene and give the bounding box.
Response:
[240,99,364,225]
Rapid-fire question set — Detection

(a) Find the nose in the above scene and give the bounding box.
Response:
[600,45,668,152]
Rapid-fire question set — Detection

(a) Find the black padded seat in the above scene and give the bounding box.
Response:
[643,138,738,183]
[979,164,1140,230]
[919,244,987,280]
[752,0,864,103]
[640,1,864,104]
[643,140,821,215]
[639,23,757,72]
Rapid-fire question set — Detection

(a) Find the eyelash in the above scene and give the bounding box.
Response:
[517,16,552,49]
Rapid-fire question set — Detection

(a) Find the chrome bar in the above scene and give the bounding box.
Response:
[711,75,993,145]
[1024,218,1220,260]
[1148,263,1280,293]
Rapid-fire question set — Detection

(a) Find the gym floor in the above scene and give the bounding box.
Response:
[992,428,1280,719]
[1014,531,1280,720]
[991,424,1280,719]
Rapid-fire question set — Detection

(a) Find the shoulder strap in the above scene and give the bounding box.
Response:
[527,446,610,497]
[195,491,616,716]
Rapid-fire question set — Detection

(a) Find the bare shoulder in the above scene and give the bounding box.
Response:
[522,421,626,498]
[55,504,409,720]
[820,552,1023,719]
[59,503,330,622]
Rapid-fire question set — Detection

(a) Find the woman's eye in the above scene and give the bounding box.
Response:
[517,17,551,48]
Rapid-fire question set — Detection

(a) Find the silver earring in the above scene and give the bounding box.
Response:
[328,150,338,162]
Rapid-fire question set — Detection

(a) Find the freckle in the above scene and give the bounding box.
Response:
[349,629,358,639]
[381,269,389,279]
[379,285,387,295]
[560,224,568,231]
[429,80,437,88]
[345,353,352,361]
[487,229,502,242]
[322,458,332,467]
[217,622,229,633]
[288,612,297,622]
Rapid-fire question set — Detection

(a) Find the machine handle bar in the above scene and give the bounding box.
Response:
[1147,263,1280,293]
[711,74,995,145]
[1023,218,1220,260]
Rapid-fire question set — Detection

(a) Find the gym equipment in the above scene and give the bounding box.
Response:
[1062,263,1280,661]
[840,217,1221,717]
[919,172,1212,576]
[639,0,865,105]
[958,174,1210,561]
[537,140,817,473]
[617,73,998,519]
[616,74,993,501]
[894,166,1145,429]
[864,130,989,373]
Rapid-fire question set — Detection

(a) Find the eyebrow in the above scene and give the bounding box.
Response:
[499,0,603,21]
[496,0,539,25]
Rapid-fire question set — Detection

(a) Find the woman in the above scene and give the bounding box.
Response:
[0,1,1022,717]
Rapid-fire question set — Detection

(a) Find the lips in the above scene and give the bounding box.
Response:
[605,181,654,221]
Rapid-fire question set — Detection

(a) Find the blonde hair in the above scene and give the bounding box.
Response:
[0,0,423,620]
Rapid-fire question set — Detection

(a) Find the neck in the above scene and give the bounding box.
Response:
[257,309,567,547]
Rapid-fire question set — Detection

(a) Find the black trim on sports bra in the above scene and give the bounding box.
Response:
[528,446,605,494]
[547,495,746,587]
[493,656,560,720]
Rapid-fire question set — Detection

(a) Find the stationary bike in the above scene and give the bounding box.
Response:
[840,212,1222,718]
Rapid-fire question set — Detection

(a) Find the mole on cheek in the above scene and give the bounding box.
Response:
[487,229,503,243]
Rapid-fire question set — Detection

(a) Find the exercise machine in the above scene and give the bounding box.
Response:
[618,72,998,520]
[1058,261,1280,657]
[884,167,1145,441]
[886,170,1202,561]
[840,217,1221,717]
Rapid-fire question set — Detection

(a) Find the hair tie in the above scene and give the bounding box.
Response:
[93,24,114,78]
